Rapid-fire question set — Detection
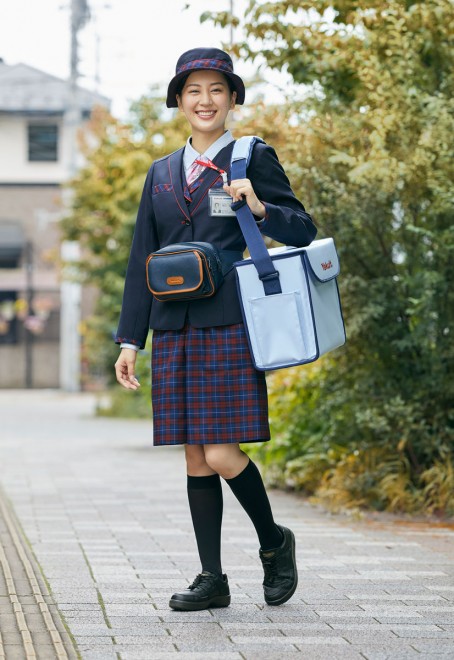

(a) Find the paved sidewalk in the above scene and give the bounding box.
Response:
[0,390,453,660]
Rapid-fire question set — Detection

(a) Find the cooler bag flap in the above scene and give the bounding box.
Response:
[304,238,340,282]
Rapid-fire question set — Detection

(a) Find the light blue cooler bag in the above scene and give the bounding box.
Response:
[231,137,346,371]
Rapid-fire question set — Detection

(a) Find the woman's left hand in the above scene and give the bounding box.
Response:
[223,178,266,219]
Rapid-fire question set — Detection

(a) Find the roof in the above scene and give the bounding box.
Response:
[0,62,110,114]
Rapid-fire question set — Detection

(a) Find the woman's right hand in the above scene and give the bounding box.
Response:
[115,349,141,390]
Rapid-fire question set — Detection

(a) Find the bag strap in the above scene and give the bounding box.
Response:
[230,136,282,295]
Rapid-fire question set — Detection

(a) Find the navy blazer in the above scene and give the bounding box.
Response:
[115,140,317,348]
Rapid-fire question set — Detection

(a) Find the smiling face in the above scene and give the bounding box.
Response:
[176,70,236,146]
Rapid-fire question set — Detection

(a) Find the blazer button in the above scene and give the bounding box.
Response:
[184,220,191,226]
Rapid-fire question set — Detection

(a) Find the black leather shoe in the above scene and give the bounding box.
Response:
[169,572,231,611]
[259,525,298,606]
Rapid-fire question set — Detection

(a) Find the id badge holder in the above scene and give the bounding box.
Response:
[208,188,236,217]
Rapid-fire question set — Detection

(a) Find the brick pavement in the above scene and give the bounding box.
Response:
[0,476,77,659]
[0,390,453,659]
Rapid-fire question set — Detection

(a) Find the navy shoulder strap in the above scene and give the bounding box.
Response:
[230,136,264,179]
[230,136,282,295]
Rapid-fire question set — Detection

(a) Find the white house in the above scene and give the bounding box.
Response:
[0,59,109,388]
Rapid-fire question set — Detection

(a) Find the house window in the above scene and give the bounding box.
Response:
[28,124,58,162]
[0,223,24,268]
[0,291,18,344]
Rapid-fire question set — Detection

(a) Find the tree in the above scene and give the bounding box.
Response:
[206,0,454,514]
[63,1,454,512]
[62,95,189,391]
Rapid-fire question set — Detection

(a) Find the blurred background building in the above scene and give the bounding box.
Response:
[0,58,109,389]
[0,0,241,391]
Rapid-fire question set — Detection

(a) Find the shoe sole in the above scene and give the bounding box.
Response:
[265,528,298,606]
[169,594,231,611]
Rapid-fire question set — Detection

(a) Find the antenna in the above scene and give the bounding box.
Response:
[90,3,111,94]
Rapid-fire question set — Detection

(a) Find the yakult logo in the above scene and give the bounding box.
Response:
[321,260,333,271]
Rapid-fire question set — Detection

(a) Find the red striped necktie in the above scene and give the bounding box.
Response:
[186,155,209,186]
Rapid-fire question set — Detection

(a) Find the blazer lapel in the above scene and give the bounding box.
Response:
[189,143,234,212]
[167,142,235,218]
[214,141,235,178]
[167,148,191,223]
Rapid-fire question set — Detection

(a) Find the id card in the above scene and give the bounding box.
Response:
[208,188,236,217]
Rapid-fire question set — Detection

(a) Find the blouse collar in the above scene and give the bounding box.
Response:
[183,130,234,173]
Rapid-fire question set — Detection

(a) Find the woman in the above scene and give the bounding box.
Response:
[115,47,316,611]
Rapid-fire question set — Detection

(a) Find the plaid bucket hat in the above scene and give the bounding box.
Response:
[166,47,245,108]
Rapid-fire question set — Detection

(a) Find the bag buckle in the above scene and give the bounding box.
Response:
[259,270,280,282]
[230,198,248,212]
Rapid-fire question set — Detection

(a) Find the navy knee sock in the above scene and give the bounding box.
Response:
[187,474,223,575]
[225,459,283,551]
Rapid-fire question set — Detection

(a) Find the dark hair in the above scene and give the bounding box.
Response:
[175,72,236,98]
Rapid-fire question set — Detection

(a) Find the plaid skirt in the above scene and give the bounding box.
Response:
[151,323,270,446]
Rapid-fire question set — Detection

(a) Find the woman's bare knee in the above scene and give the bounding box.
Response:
[204,444,249,479]
[185,445,216,476]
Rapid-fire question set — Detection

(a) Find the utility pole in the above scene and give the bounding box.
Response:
[60,0,90,392]
[24,241,34,389]
[68,0,90,176]
[94,24,101,93]
[230,0,234,47]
